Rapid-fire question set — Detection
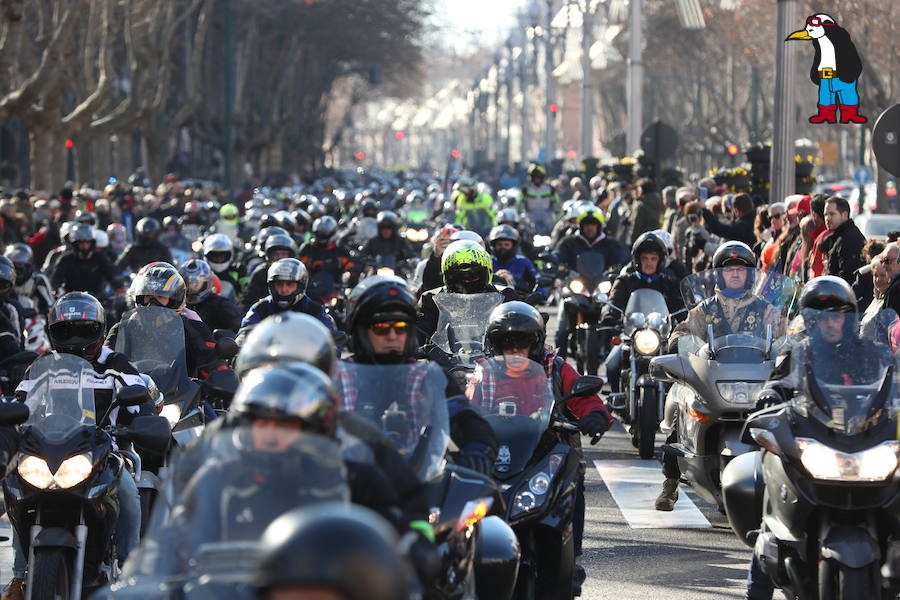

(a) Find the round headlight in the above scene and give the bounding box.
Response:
[598,280,613,295]
[18,456,53,489]
[529,472,551,495]
[160,403,182,426]
[569,280,586,295]
[634,329,661,355]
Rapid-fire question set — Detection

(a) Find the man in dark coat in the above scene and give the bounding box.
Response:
[701,193,757,247]
[821,196,866,284]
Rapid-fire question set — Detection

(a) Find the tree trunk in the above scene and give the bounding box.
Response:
[144,131,166,185]
[74,135,93,187]
[29,124,52,191]
[91,133,111,188]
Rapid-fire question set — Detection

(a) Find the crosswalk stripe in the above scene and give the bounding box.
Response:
[593,459,712,529]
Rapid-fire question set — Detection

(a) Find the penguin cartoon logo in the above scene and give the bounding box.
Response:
[786,14,867,125]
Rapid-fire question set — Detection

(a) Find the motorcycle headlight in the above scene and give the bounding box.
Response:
[160,403,182,426]
[633,329,660,355]
[18,455,53,489]
[796,438,900,481]
[598,280,613,296]
[529,472,551,495]
[53,454,94,488]
[717,381,764,406]
[377,267,395,277]
[568,279,586,295]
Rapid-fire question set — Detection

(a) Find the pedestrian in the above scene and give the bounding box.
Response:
[701,193,757,247]
[820,195,865,283]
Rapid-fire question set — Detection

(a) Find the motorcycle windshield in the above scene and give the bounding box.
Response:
[357,217,378,241]
[790,309,900,435]
[22,353,96,443]
[432,292,504,360]
[623,288,670,317]
[335,361,450,482]
[115,306,191,403]
[681,268,796,314]
[465,357,554,478]
[123,427,348,584]
[575,251,606,283]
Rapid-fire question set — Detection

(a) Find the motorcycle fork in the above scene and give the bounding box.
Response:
[24,510,40,600]
[628,351,638,419]
[71,510,88,600]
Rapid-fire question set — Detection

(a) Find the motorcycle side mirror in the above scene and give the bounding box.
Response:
[332,331,349,347]
[706,324,717,358]
[118,384,151,407]
[204,368,239,397]
[215,337,239,360]
[116,415,172,454]
[566,375,604,398]
[649,354,685,383]
[540,312,550,325]
[0,401,29,426]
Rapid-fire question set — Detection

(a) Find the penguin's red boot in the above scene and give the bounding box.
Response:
[839,105,868,124]
[808,104,837,124]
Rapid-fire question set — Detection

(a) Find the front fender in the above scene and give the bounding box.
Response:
[821,524,881,568]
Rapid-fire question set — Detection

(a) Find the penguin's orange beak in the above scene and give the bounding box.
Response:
[785,29,812,41]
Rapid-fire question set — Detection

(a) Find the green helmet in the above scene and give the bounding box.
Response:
[527,163,547,178]
[220,203,239,220]
[576,204,605,227]
[441,239,492,293]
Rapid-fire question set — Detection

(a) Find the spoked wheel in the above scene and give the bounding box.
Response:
[31,548,72,600]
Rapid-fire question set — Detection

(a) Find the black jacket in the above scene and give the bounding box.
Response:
[115,239,173,273]
[416,284,519,346]
[359,235,415,263]
[419,254,443,294]
[241,265,269,312]
[701,209,756,247]
[821,218,866,284]
[50,251,120,296]
[552,233,627,272]
[191,293,243,334]
[599,269,684,326]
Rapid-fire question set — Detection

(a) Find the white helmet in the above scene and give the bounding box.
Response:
[93,229,109,249]
[203,233,234,273]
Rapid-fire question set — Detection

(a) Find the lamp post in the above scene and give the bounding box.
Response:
[543,0,557,164]
[770,0,798,205]
[625,0,643,155]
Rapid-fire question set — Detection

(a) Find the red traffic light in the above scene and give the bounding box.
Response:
[726,143,739,156]
[65,138,74,149]
[355,152,366,161]
[549,103,559,113]
[566,150,577,159]
[450,149,461,159]
[394,130,405,140]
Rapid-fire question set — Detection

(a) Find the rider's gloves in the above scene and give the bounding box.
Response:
[457,442,496,475]
[578,411,609,438]
[755,389,783,410]
[524,291,546,306]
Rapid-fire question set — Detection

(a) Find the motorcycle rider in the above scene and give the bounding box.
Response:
[5,293,147,599]
[212,203,242,242]
[451,177,495,238]
[115,217,173,272]
[600,232,684,395]
[242,233,298,310]
[298,215,357,292]
[179,259,243,333]
[487,225,546,304]
[416,239,518,345]
[655,241,781,511]
[414,224,460,295]
[553,204,628,357]
[50,223,121,297]
[158,216,192,252]
[480,300,611,590]
[496,208,537,260]
[521,163,558,235]
[203,232,249,300]
[0,257,24,359]
[358,211,415,267]
[239,258,334,340]
[5,243,53,316]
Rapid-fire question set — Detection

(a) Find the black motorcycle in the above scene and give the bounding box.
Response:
[723,315,900,600]
[467,356,604,600]
[3,353,159,600]
[558,252,618,375]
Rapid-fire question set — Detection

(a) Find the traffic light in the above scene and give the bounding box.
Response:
[566,150,577,160]
[549,103,559,114]
[726,143,739,156]
[394,130,405,140]
[65,139,74,149]
[354,151,366,161]
[450,149,460,159]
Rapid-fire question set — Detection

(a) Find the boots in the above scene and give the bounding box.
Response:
[808,104,837,124]
[839,104,868,124]
[654,477,679,511]
[1,578,24,600]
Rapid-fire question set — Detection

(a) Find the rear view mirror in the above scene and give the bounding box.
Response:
[0,401,29,426]
[215,337,239,360]
[567,375,604,398]
[117,415,172,454]
[205,368,239,397]
[118,385,150,407]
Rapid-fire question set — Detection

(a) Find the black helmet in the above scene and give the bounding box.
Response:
[74,210,96,226]
[712,241,756,269]
[129,262,187,311]
[799,275,858,313]
[488,225,520,262]
[267,258,308,309]
[135,217,161,238]
[291,209,311,230]
[312,216,338,244]
[361,198,378,218]
[347,275,417,364]
[631,232,667,274]
[441,239,492,294]
[263,233,297,261]
[178,259,214,305]
[485,301,546,362]
[259,213,281,231]
[235,312,337,378]
[231,362,337,436]
[254,502,407,600]
[376,210,401,232]
[0,256,15,300]
[162,215,180,231]
[254,226,288,253]
[497,208,519,226]
[47,292,106,359]
[4,243,33,285]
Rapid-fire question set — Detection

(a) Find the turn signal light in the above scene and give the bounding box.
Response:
[689,407,711,423]
[611,336,622,345]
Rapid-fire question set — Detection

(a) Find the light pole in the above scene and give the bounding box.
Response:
[770,0,798,205]
[543,0,557,164]
[625,0,643,155]
[577,0,601,159]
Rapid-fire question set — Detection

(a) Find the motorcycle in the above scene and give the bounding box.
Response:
[425,291,505,379]
[600,288,679,459]
[559,252,619,376]
[96,426,351,599]
[723,315,900,600]
[466,356,604,600]
[3,353,158,600]
[337,360,517,600]
[649,268,793,510]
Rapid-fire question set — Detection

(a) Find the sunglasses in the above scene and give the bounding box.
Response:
[369,321,409,336]
[806,16,833,27]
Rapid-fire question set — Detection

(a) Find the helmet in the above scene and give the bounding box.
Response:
[259,213,281,231]
[202,233,234,273]
[220,203,239,222]
[527,163,547,178]
[130,262,187,311]
[254,502,407,600]
[376,210,401,232]
[488,225,520,262]
[576,205,604,228]
[0,256,15,300]
[135,217,161,238]
[231,363,337,436]
[441,239,492,293]
[291,209,310,230]
[485,301,546,362]
[347,275,417,364]
[497,208,519,226]
[4,243,33,285]
[449,230,485,247]
[106,223,127,246]
[712,241,756,269]
[799,275,858,313]
[74,210,96,225]
[275,210,296,232]
[312,216,338,244]
[93,229,109,250]
[360,198,379,218]
[631,232,667,274]
[179,259,214,305]
[255,226,289,252]
[69,223,96,258]
[235,312,337,378]
[162,215,179,231]
[455,176,476,197]
[263,233,297,261]
[650,229,675,259]
[307,202,325,219]
[47,292,106,359]
[267,258,308,310]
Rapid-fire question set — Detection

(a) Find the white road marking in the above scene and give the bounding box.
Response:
[593,459,712,529]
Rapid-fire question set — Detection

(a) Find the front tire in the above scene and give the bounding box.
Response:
[31,547,73,600]
[839,565,872,600]
[637,388,658,459]
[584,329,601,376]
